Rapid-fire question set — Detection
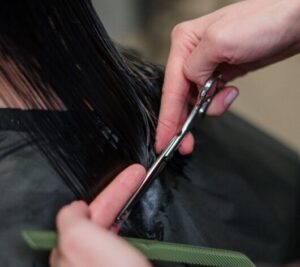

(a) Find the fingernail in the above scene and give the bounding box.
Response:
[224,90,238,107]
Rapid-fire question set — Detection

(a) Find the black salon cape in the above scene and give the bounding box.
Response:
[0,109,299,266]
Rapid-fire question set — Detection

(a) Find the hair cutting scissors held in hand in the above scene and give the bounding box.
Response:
[115,73,221,227]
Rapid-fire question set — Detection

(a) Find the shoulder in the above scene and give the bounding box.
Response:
[0,129,75,266]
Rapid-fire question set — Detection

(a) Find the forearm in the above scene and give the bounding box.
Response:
[279,0,300,54]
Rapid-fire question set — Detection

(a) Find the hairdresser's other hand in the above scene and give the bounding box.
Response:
[156,0,300,155]
[50,164,152,267]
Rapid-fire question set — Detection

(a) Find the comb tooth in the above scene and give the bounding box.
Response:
[23,230,255,267]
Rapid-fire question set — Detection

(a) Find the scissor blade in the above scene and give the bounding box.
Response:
[115,73,221,226]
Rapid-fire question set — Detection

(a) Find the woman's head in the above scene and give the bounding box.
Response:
[0,0,163,200]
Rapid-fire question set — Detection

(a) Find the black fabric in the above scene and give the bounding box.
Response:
[124,112,300,265]
[0,109,299,266]
[0,129,75,266]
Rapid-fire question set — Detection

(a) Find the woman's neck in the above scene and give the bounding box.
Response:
[0,59,65,110]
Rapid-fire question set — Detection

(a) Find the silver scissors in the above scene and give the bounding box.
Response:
[115,73,221,226]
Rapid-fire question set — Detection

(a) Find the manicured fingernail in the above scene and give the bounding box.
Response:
[224,90,238,107]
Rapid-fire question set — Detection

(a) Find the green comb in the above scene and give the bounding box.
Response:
[22,230,255,267]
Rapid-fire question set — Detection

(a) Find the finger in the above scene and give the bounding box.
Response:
[89,164,146,228]
[71,223,151,267]
[56,201,90,234]
[175,88,238,154]
[206,86,239,116]
[177,99,195,155]
[49,249,68,267]
[155,74,190,154]
[155,26,193,154]
[178,132,195,155]
[109,224,120,234]
[49,249,60,267]
[183,37,219,86]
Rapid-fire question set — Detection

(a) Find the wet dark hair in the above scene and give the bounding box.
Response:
[0,0,163,201]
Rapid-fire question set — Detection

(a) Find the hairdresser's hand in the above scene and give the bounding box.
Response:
[50,164,152,267]
[156,0,300,154]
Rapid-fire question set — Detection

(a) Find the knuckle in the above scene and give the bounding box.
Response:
[204,27,237,63]
[171,22,189,40]
[159,117,178,132]
[59,225,81,253]
[56,206,69,228]
[183,63,198,82]
[162,89,188,103]
[183,62,210,85]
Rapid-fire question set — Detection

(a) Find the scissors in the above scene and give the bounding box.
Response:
[115,73,221,227]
